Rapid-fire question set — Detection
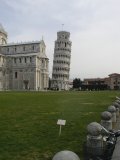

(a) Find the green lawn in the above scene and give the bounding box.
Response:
[0,91,119,160]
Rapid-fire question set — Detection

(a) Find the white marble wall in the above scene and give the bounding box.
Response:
[51,31,72,90]
[0,41,49,91]
[0,32,7,45]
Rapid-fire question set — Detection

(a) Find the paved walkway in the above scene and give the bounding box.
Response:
[112,117,120,160]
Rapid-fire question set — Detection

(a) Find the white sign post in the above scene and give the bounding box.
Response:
[57,119,66,136]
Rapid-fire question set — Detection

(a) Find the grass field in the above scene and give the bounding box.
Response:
[0,91,119,160]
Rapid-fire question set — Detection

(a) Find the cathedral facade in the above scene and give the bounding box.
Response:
[0,24,49,91]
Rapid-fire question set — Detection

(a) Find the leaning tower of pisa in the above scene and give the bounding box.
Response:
[51,31,72,90]
[0,24,7,45]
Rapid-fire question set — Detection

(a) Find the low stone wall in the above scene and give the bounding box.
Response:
[84,96,120,159]
[51,96,120,160]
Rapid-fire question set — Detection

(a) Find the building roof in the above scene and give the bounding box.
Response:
[84,78,105,81]
[108,73,120,77]
[2,41,41,47]
[0,23,7,35]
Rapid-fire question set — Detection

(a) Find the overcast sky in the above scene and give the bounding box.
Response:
[1,0,120,80]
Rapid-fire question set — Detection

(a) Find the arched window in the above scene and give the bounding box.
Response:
[23,46,25,51]
[30,57,32,62]
[15,72,17,79]
[19,58,21,63]
[25,57,27,63]
[14,58,16,63]
[58,42,60,47]
[32,45,34,50]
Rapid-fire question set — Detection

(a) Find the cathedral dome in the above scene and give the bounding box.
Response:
[0,23,7,35]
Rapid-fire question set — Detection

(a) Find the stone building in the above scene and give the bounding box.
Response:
[0,24,49,91]
[51,31,72,90]
[82,78,108,90]
[82,73,120,90]
[108,73,120,90]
